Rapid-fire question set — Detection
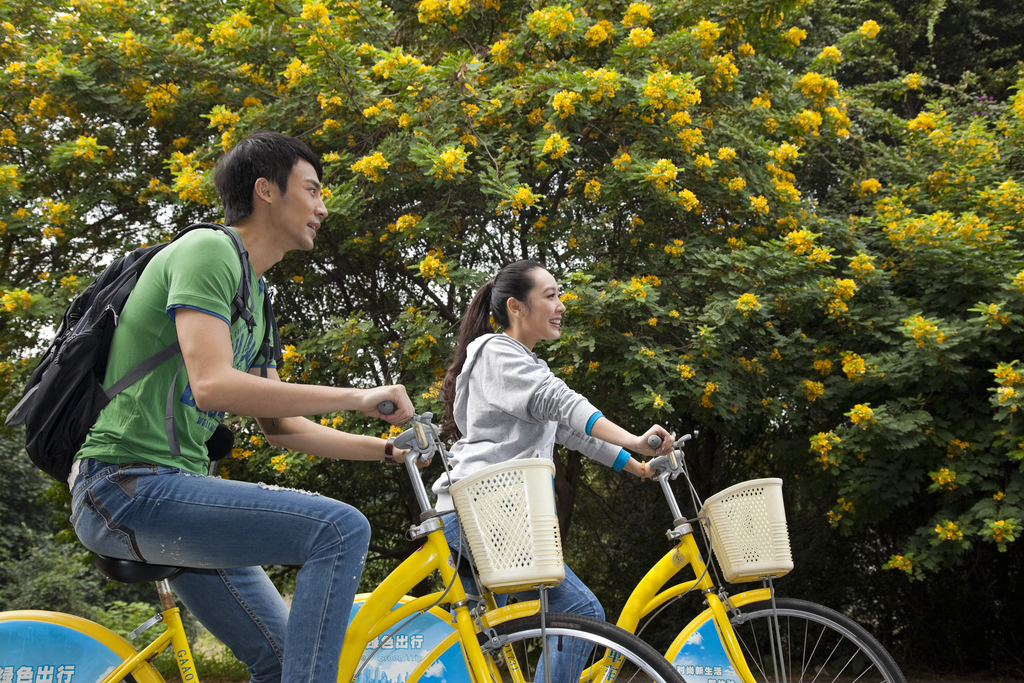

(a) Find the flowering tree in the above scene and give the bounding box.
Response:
[2,0,1023,664]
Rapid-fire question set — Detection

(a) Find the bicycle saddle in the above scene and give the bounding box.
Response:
[93,553,185,584]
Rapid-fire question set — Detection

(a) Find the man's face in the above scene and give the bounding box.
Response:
[269,159,327,252]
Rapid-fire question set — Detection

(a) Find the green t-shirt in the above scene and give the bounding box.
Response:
[77,227,272,474]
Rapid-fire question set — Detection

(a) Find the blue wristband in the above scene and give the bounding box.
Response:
[612,449,630,472]
[585,411,603,436]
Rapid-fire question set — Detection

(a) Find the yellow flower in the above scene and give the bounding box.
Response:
[526,6,576,39]
[717,147,737,161]
[858,178,882,196]
[903,73,924,90]
[431,146,469,180]
[885,555,913,573]
[283,59,312,88]
[907,112,936,132]
[848,403,874,425]
[622,2,652,27]
[840,352,866,381]
[782,27,807,46]
[817,46,842,63]
[652,394,664,408]
[542,132,570,159]
[803,380,824,401]
[814,359,832,375]
[553,90,583,118]
[628,27,654,48]
[584,179,601,200]
[585,20,614,46]
[677,364,694,378]
[646,159,678,192]
[858,20,881,39]
[418,249,448,280]
[930,467,958,490]
[736,293,761,314]
[749,195,769,214]
[934,520,962,541]
[351,152,389,182]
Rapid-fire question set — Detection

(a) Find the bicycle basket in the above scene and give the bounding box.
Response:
[699,478,793,584]
[450,458,565,593]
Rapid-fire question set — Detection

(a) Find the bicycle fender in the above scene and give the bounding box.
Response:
[663,589,771,683]
[0,610,164,683]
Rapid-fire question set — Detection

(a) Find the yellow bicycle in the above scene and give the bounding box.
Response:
[0,412,684,683]
[617,432,907,683]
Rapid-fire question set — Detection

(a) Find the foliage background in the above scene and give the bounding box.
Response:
[1,0,1023,676]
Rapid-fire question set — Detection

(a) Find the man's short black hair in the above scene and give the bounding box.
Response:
[213,130,323,225]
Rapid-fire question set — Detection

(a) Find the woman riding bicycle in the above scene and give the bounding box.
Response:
[431,259,673,682]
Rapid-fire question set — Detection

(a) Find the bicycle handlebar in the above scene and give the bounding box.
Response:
[378,400,396,415]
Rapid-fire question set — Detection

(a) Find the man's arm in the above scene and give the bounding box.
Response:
[176,308,415,458]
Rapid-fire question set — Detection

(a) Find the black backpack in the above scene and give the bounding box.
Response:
[4,223,281,482]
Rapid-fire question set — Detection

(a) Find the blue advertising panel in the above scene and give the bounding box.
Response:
[670,617,740,683]
[0,619,123,683]
[349,599,471,683]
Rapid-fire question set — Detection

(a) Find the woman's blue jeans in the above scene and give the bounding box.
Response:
[441,511,604,683]
[71,459,370,683]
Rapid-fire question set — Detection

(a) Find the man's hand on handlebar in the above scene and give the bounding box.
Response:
[361,386,415,424]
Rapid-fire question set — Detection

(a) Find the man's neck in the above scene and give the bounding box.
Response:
[229,221,282,279]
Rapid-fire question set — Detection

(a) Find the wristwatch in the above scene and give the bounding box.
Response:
[384,437,397,465]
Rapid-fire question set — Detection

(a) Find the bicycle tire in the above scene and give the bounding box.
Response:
[728,598,906,683]
[486,612,686,682]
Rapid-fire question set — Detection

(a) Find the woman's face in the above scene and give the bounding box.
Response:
[506,268,565,350]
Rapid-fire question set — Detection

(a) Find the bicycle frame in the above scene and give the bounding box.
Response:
[613,440,768,683]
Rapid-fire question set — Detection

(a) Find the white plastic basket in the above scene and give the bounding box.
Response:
[699,478,793,584]
[449,458,565,593]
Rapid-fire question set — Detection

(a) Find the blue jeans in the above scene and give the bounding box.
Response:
[441,511,604,682]
[70,459,370,683]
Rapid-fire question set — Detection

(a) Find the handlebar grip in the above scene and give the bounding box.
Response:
[647,435,663,449]
[378,400,396,415]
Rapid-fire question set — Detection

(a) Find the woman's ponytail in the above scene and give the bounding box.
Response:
[441,280,496,437]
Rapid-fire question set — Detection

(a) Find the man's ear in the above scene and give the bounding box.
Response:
[253,178,273,206]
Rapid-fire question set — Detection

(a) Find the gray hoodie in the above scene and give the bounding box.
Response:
[432,333,622,512]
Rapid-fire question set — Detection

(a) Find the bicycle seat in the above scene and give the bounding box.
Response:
[93,553,185,584]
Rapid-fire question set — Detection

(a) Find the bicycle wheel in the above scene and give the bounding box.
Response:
[485,612,686,683]
[729,598,905,683]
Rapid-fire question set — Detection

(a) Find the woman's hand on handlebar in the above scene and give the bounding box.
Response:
[636,425,673,457]
[361,386,415,424]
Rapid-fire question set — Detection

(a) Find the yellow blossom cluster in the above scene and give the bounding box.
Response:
[499,185,540,214]
[810,431,841,468]
[817,46,842,63]
[677,363,695,378]
[849,403,874,425]
[585,20,614,46]
[208,11,252,46]
[431,146,469,180]
[699,381,717,408]
[553,90,583,118]
[903,73,924,90]
[621,275,660,300]
[584,179,601,200]
[584,68,621,103]
[814,359,832,375]
[803,380,824,401]
[623,2,652,27]
[930,467,958,490]
[784,229,815,254]
[749,195,769,214]
[690,19,720,50]
[418,249,448,280]
[351,152,389,182]
[988,519,1017,544]
[826,278,857,315]
[642,71,701,112]
[859,20,881,39]
[736,292,761,314]
[527,6,576,39]
[934,520,963,541]
[842,352,866,380]
[902,315,946,348]
[781,27,806,46]
[2,289,35,314]
[542,132,570,159]
[885,555,913,573]
[858,178,882,196]
[795,72,839,107]
[664,239,684,257]
[629,27,654,47]
[646,158,678,191]
[793,109,823,136]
